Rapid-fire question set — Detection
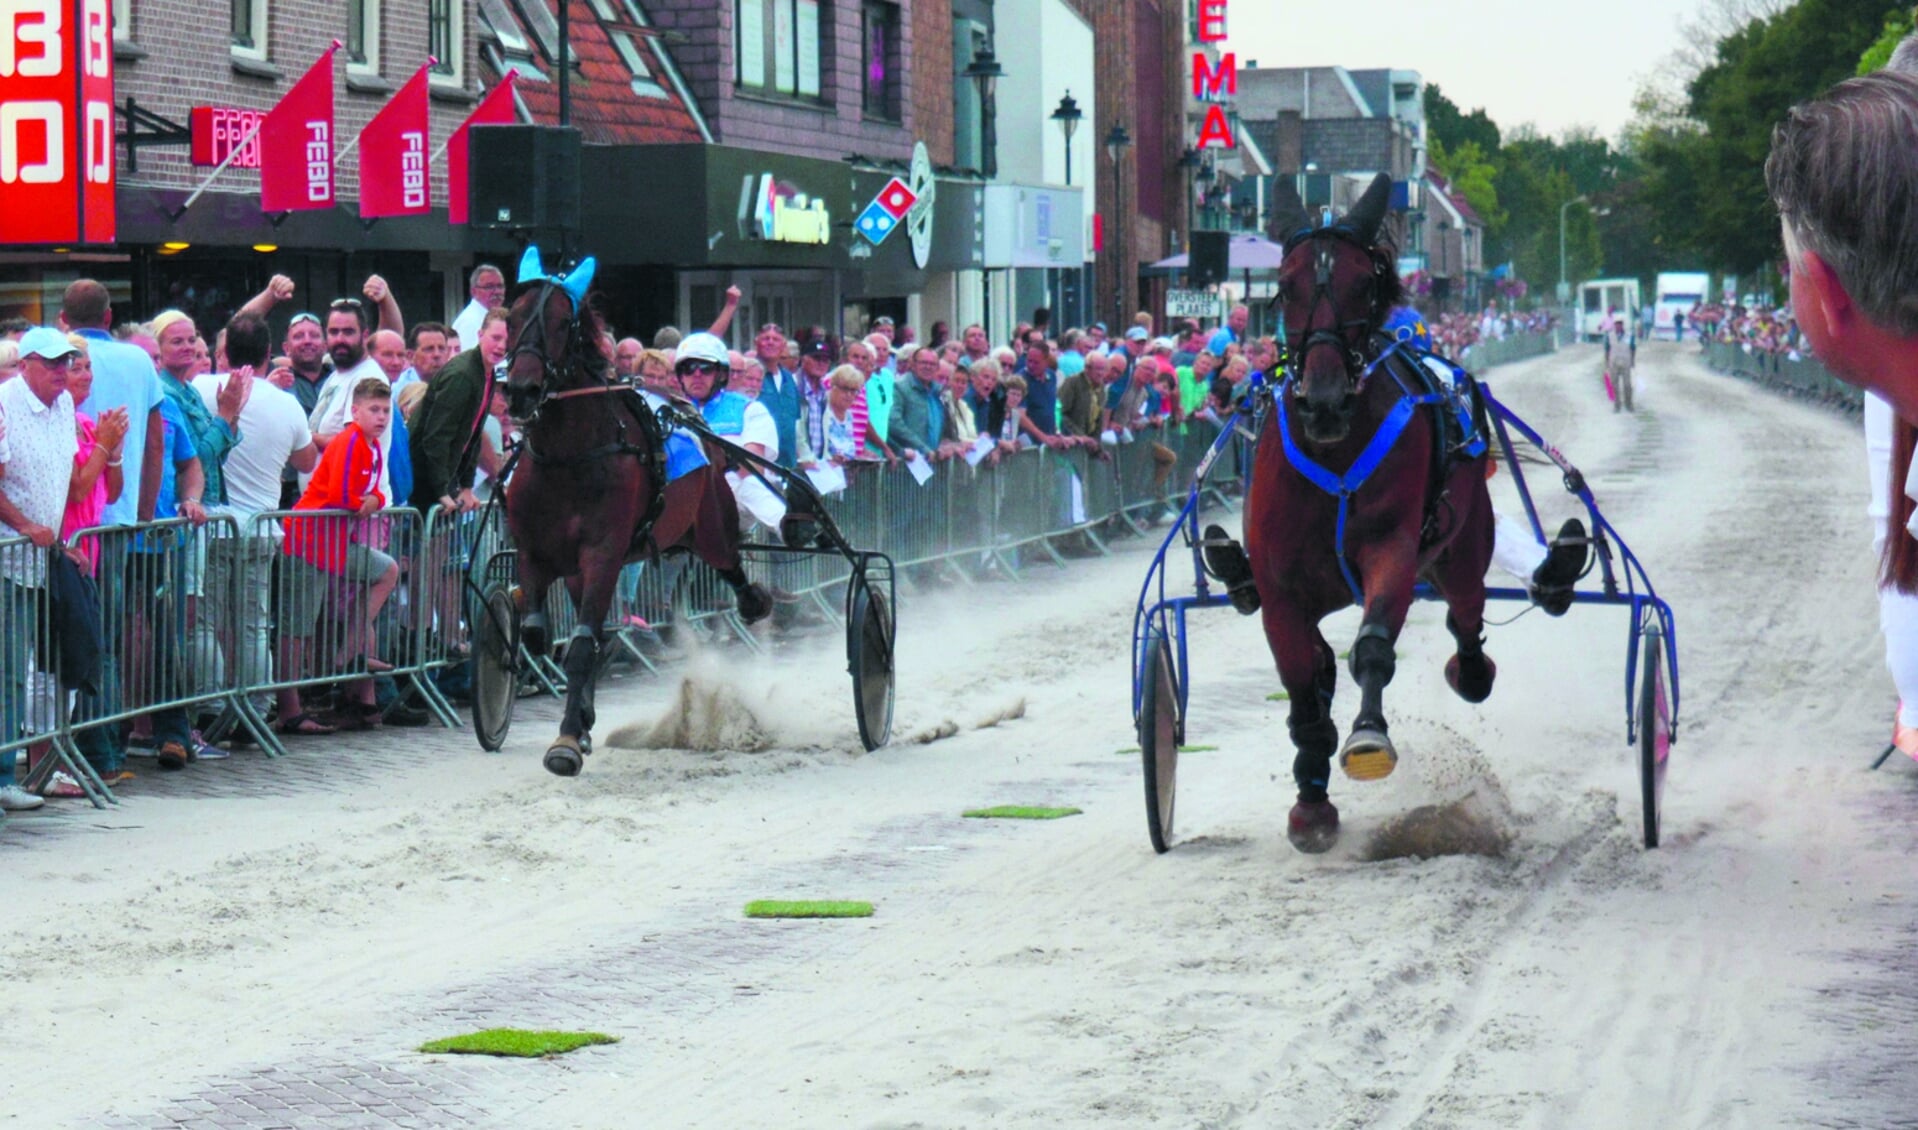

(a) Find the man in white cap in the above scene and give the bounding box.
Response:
[671,332,788,535]
[0,328,82,812]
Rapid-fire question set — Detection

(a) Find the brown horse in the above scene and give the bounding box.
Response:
[501,250,773,776]
[1247,174,1497,853]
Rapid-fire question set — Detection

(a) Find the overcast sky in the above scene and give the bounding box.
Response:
[1232,0,1702,142]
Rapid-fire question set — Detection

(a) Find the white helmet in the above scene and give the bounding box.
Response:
[675,332,730,369]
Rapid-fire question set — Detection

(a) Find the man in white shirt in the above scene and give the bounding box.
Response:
[307,299,393,499]
[193,314,321,695]
[450,264,506,348]
[0,328,80,812]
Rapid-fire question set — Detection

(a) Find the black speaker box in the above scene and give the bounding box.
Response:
[1190,229,1230,287]
[467,125,582,232]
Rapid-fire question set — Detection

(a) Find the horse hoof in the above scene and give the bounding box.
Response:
[544,737,583,778]
[1288,799,1341,853]
[1445,653,1497,704]
[521,614,550,657]
[1340,730,1398,782]
[736,584,775,625]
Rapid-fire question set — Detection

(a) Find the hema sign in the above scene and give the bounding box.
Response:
[1,0,116,244]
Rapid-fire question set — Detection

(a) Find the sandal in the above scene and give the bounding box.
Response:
[276,713,337,737]
[40,771,87,799]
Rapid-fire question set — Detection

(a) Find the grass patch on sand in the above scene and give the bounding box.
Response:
[1266,691,1290,701]
[1116,745,1217,755]
[962,805,1082,820]
[744,900,874,919]
[419,1030,617,1058]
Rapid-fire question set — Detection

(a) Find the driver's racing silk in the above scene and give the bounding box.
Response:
[641,389,710,482]
[699,390,753,436]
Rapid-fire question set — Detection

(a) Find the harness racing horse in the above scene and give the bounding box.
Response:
[1246,174,1498,853]
[500,248,774,776]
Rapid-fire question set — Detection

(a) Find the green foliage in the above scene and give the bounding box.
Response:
[419,1030,618,1058]
[1857,7,1916,73]
[1431,138,1504,231]
[1424,83,1502,157]
[962,806,1083,819]
[744,900,875,918]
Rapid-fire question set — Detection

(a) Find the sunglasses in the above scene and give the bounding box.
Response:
[329,297,364,310]
[676,360,722,376]
[289,312,321,328]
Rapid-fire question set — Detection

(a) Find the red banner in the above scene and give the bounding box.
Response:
[190,106,266,168]
[1,0,116,245]
[447,71,517,224]
[260,45,339,213]
[358,64,432,218]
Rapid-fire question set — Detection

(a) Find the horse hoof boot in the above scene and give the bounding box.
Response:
[1444,653,1497,704]
[1200,525,1262,615]
[544,736,583,778]
[1340,729,1398,782]
[1288,799,1341,853]
[779,513,822,550]
[1531,518,1590,617]
[521,612,550,657]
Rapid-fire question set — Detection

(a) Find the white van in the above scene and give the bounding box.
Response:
[1577,278,1641,342]
[1654,272,1711,340]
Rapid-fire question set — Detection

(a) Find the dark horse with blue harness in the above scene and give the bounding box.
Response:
[1227,174,1500,852]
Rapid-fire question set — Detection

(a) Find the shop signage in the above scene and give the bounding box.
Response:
[742,171,831,245]
[189,106,266,168]
[905,141,935,269]
[1191,0,1236,150]
[855,175,916,246]
[1166,287,1222,320]
[0,0,116,244]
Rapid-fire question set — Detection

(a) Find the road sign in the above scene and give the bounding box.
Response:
[1166,288,1221,320]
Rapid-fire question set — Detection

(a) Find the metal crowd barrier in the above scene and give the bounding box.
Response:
[1702,339,1858,411]
[1450,331,1558,370]
[0,535,89,802]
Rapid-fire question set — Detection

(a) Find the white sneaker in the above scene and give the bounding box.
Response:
[0,785,46,811]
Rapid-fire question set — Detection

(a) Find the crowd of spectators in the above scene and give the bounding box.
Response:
[1687,301,1808,363]
[0,266,1557,825]
[1422,306,1560,362]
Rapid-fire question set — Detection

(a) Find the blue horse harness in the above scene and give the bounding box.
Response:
[1276,338,1487,606]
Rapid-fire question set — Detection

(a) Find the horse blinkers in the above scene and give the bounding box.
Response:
[504,281,580,421]
[1281,230,1384,442]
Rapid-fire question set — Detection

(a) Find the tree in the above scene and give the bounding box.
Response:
[1858,6,1917,72]
[1430,137,1504,231]
[1424,84,1501,159]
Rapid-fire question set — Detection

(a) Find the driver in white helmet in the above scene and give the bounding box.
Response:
[672,332,789,532]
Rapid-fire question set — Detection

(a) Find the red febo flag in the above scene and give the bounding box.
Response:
[260,44,340,213]
[448,70,517,224]
[359,63,433,218]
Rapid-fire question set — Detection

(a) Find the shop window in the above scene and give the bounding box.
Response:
[112,0,129,42]
[735,0,823,101]
[230,0,268,59]
[429,0,464,84]
[860,1,899,122]
[588,0,669,99]
[347,0,380,74]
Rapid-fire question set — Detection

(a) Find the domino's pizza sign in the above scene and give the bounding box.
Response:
[857,175,917,247]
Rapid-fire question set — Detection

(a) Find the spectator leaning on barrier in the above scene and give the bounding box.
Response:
[1057,351,1108,450]
[1016,339,1065,449]
[889,346,951,463]
[0,328,84,812]
[754,322,802,469]
[395,322,450,396]
[861,334,898,447]
[57,333,126,576]
[408,307,510,517]
[279,378,401,735]
[965,357,1006,443]
[794,365,870,466]
[309,290,396,502]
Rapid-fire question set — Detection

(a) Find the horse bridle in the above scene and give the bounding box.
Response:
[507,279,609,421]
[1280,227,1389,386]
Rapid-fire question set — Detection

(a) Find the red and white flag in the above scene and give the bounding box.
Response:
[260,44,340,213]
[447,70,518,224]
[358,63,433,218]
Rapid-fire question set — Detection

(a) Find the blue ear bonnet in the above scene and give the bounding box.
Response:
[1382,306,1430,351]
[517,245,597,308]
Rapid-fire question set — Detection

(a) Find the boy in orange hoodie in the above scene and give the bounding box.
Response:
[277,379,401,733]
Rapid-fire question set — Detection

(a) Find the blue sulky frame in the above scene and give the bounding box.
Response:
[1132,370,1681,848]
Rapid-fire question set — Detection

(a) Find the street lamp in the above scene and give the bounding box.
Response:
[1558,195,1609,307]
[1051,91,1083,187]
[1180,147,1201,251]
[1106,122,1132,326]
[963,46,1003,178]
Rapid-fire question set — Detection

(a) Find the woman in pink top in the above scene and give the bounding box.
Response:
[59,334,128,574]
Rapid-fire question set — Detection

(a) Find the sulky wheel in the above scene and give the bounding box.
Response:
[472,582,520,752]
[1638,621,1672,849]
[1139,631,1181,854]
[847,574,896,752]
